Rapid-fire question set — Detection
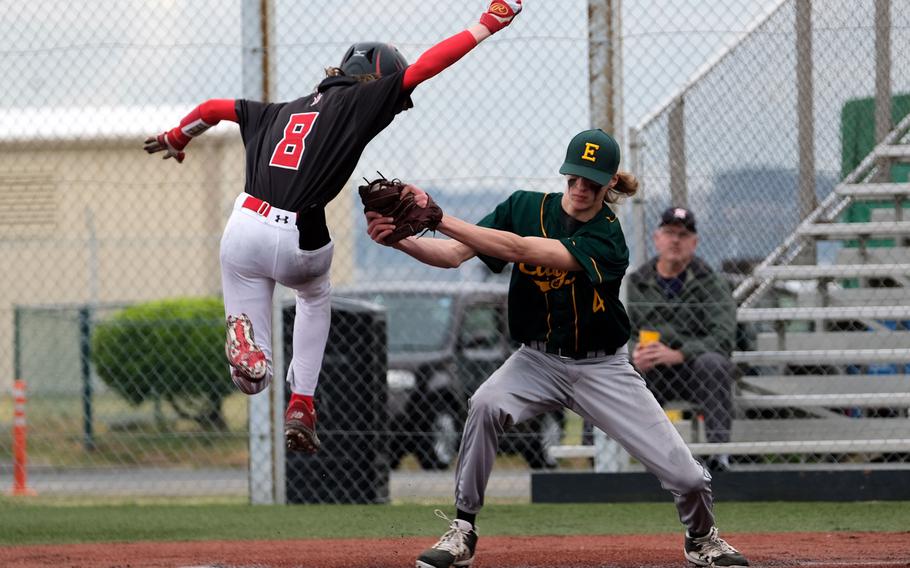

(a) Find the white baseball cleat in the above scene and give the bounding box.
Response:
[684,526,749,567]
[416,511,477,568]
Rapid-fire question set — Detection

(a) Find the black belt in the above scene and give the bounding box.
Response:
[523,340,615,360]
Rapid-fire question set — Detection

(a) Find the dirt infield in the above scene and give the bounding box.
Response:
[1,532,908,567]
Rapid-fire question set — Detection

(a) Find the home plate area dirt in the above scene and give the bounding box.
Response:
[1,532,909,567]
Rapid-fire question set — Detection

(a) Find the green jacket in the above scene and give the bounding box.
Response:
[626,255,736,359]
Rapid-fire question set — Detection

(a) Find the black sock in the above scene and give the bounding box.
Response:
[456,510,476,528]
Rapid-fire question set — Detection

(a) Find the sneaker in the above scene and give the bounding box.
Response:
[231,368,270,396]
[285,399,320,453]
[416,510,478,568]
[225,314,268,381]
[685,526,749,567]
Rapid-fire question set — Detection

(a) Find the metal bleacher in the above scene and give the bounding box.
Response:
[548,115,910,469]
[727,112,910,461]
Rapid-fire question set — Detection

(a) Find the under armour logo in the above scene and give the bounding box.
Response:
[275,215,289,224]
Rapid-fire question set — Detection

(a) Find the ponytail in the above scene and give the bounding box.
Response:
[324,67,381,83]
[605,170,640,203]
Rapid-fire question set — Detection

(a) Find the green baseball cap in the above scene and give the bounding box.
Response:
[558,129,621,187]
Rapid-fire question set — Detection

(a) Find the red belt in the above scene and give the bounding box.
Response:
[242,195,272,217]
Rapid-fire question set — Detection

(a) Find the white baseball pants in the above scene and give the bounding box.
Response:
[219,193,334,396]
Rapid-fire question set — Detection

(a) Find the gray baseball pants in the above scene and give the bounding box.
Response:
[454,345,715,535]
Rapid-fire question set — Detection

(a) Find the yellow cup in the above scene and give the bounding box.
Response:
[665,409,683,423]
[639,329,661,346]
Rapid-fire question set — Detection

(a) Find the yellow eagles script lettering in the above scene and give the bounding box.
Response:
[519,263,576,292]
[582,142,600,162]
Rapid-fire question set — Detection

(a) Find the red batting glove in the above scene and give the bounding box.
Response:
[479,0,522,34]
[143,132,187,163]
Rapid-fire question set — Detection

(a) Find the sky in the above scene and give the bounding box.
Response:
[4,0,907,269]
[1,0,779,133]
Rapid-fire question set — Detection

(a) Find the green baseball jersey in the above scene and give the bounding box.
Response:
[477,190,631,355]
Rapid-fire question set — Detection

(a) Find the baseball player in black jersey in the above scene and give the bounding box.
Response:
[367,130,750,568]
[143,1,523,454]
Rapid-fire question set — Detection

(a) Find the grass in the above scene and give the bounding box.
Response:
[2,392,252,468]
[1,500,909,546]
[2,391,579,472]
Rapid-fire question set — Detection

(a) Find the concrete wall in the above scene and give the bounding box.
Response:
[0,134,354,389]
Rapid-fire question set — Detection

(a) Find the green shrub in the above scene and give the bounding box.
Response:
[92,297,233,431]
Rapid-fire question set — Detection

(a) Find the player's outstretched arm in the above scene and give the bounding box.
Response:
[402,0,522,90]
[439,215,583,272]
[366,211,475,269]
[143,99,238,163]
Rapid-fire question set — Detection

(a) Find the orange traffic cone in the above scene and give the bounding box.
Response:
[8,380,37,496]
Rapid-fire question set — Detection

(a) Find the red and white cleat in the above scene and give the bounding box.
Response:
[225,313,268,382]
[285,399,321,453]
[231,368,270,395]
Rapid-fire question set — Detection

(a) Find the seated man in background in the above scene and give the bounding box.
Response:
[626,206,737,472]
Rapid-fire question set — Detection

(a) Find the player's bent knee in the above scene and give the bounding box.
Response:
[676,463,712,494]
[297,274,331,300]
[468,378,509,410]
[467,389,511,424]
[467,390,497,416]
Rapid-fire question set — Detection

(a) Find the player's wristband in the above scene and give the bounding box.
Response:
[479,12,504,34]
[160,129,187,151]
[163,118,213,151]
[180,118,214,139]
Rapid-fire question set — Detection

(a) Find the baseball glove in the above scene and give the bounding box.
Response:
[359,175,443,244]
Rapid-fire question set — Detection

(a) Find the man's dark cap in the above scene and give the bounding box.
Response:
[659,206,696,233]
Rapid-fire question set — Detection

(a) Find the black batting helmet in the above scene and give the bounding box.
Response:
[339,42,409,77]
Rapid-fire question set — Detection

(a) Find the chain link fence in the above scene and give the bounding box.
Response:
[624,0,910,474]
[2,0,909,503]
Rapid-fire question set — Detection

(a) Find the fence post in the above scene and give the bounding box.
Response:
[8,380,37,496]
[79,306,96,451]
[796,0,817,264]
[629,127,647,270]
[587,0,624,146]
[271,292,287,505]
[874,0,892,146]
[243,0,272,102]
[243,0,276,507]
[668,96,687,208]
[874,0,893,185]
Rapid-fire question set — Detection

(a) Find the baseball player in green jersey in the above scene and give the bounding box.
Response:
[366,129,749,568]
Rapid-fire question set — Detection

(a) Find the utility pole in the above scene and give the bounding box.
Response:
[587,0,623,146]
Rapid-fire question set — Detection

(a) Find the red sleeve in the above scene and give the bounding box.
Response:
[402,31,478,90]
[166,99,238,149]
[197,98,238,124]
